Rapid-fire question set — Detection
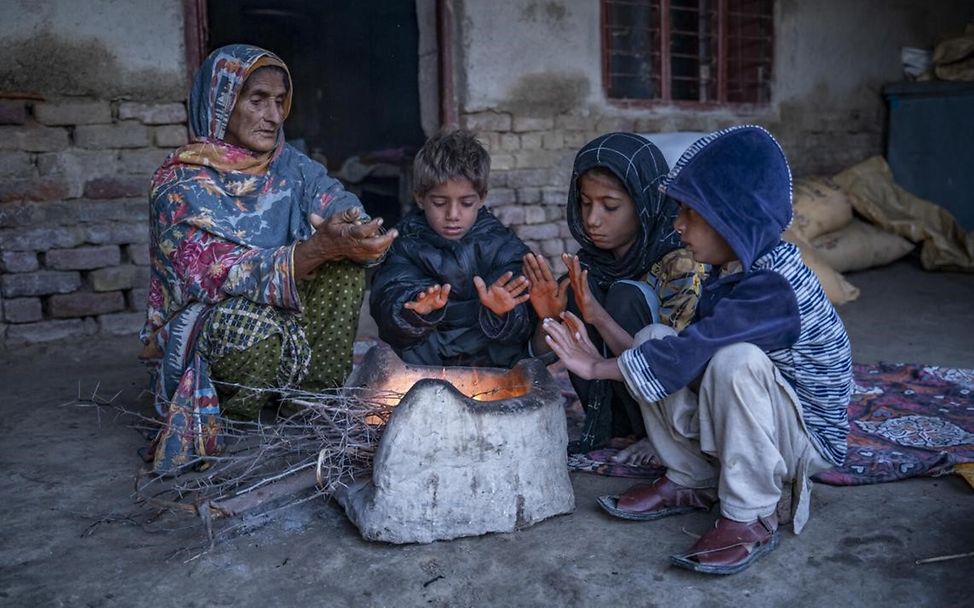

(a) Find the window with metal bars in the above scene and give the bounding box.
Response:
[602,0,774,106]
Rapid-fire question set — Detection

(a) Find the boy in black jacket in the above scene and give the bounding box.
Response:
[369,130,535,367]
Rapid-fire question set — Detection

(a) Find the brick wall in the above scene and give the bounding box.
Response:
[0,98,880,347]
[470,110,726,274]
[467,106,883,276]
[0,97,187,348]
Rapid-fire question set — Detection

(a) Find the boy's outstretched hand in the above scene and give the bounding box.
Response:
[522,253,569,319]
[543,311,611,380]
[474,271,530,316]
[404,284,451,316]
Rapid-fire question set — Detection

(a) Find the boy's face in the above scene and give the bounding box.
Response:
[577,172,640,260]
[415,178,484,240]
[674,204,737,266]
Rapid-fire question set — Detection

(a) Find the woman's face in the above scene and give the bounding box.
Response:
[224,68,288,153]
[577,171,640,259]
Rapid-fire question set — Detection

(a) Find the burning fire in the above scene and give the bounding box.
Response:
[363,366,532,425]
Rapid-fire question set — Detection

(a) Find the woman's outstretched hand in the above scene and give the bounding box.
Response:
[324,207,398,265]
[542,311,604,380]
[296,207,398,277]
[404,283,451,316]
[522,253,569,319]
[563,253,608,325]
[475,271,530,316]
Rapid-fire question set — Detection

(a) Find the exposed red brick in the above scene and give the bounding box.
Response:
[0,178,70,203]
[83,176,148,199]
[47,291,125,318]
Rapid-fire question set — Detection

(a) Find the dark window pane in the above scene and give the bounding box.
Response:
[602,0,771,104]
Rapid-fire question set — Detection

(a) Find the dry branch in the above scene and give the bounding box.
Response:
[75,382,402,555]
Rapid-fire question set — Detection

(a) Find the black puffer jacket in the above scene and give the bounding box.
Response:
[369,207,534,368]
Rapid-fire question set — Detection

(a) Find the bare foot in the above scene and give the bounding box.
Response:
[610,438,657,466]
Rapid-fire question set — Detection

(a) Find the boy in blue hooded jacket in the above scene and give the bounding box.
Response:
[543,125,852,575]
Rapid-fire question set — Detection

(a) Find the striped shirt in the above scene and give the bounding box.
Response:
[619,241,852,465]
[754,242,852,464]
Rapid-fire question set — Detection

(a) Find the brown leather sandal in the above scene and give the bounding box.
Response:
[596,476,717,521]
[670,514,780,575]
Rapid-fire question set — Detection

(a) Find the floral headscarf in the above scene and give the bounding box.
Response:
[168,44,294,175]
[190,44,292,140]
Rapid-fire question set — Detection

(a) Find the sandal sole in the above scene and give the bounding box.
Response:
[669,531,780,575]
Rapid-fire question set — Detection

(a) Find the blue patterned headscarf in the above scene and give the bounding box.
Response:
[567,132,682,289]
[150,44,356,251]
[189,44,293,141]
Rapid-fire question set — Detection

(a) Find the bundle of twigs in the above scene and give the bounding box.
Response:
[77,383,403,555]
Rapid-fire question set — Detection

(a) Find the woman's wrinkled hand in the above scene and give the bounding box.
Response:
[404,284,451,316]
[522,253,568,320]
[474,271,530,316]
[320,207,398,265]
[296,207,399,278]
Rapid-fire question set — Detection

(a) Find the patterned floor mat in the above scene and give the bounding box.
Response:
[352,340,974,486]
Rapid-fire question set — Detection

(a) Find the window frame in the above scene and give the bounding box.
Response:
[600,0,774,110]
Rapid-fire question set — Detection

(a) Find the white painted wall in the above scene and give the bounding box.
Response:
[459,0,601,114]
[0,0,186,99]
[775,0,972,110]
[458,0,973,116]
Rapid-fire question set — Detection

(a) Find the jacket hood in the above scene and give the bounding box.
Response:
[661,125,792,270]
[567,132,680,288]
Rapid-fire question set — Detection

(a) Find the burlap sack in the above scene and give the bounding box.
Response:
[783,227,860,305]
[833,156,974,272]
[932,23,974,81]
[790,177,853,239]
[812,218,915,273]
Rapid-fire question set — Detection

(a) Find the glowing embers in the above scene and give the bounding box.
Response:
[369,365,532,407]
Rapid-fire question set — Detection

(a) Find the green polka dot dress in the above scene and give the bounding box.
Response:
[203,261,365,418]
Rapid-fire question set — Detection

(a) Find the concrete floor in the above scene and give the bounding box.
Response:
[1,256,972,607]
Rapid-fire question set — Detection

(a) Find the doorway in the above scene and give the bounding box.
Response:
[204,0,428,225]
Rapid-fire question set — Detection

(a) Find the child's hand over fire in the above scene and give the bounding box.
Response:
[404,284,451,316]
[474,271,530,316]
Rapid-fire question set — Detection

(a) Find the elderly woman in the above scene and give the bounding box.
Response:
[141,45,396,474]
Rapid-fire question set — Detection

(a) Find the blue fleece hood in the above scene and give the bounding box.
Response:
[660,126,792,270]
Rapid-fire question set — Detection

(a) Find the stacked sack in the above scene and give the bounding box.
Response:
[783,175,915,305]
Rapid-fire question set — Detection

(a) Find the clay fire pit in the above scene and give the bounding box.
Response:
[335,343,575,544]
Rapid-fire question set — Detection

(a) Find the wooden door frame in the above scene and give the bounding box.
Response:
[182,0,456,130]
